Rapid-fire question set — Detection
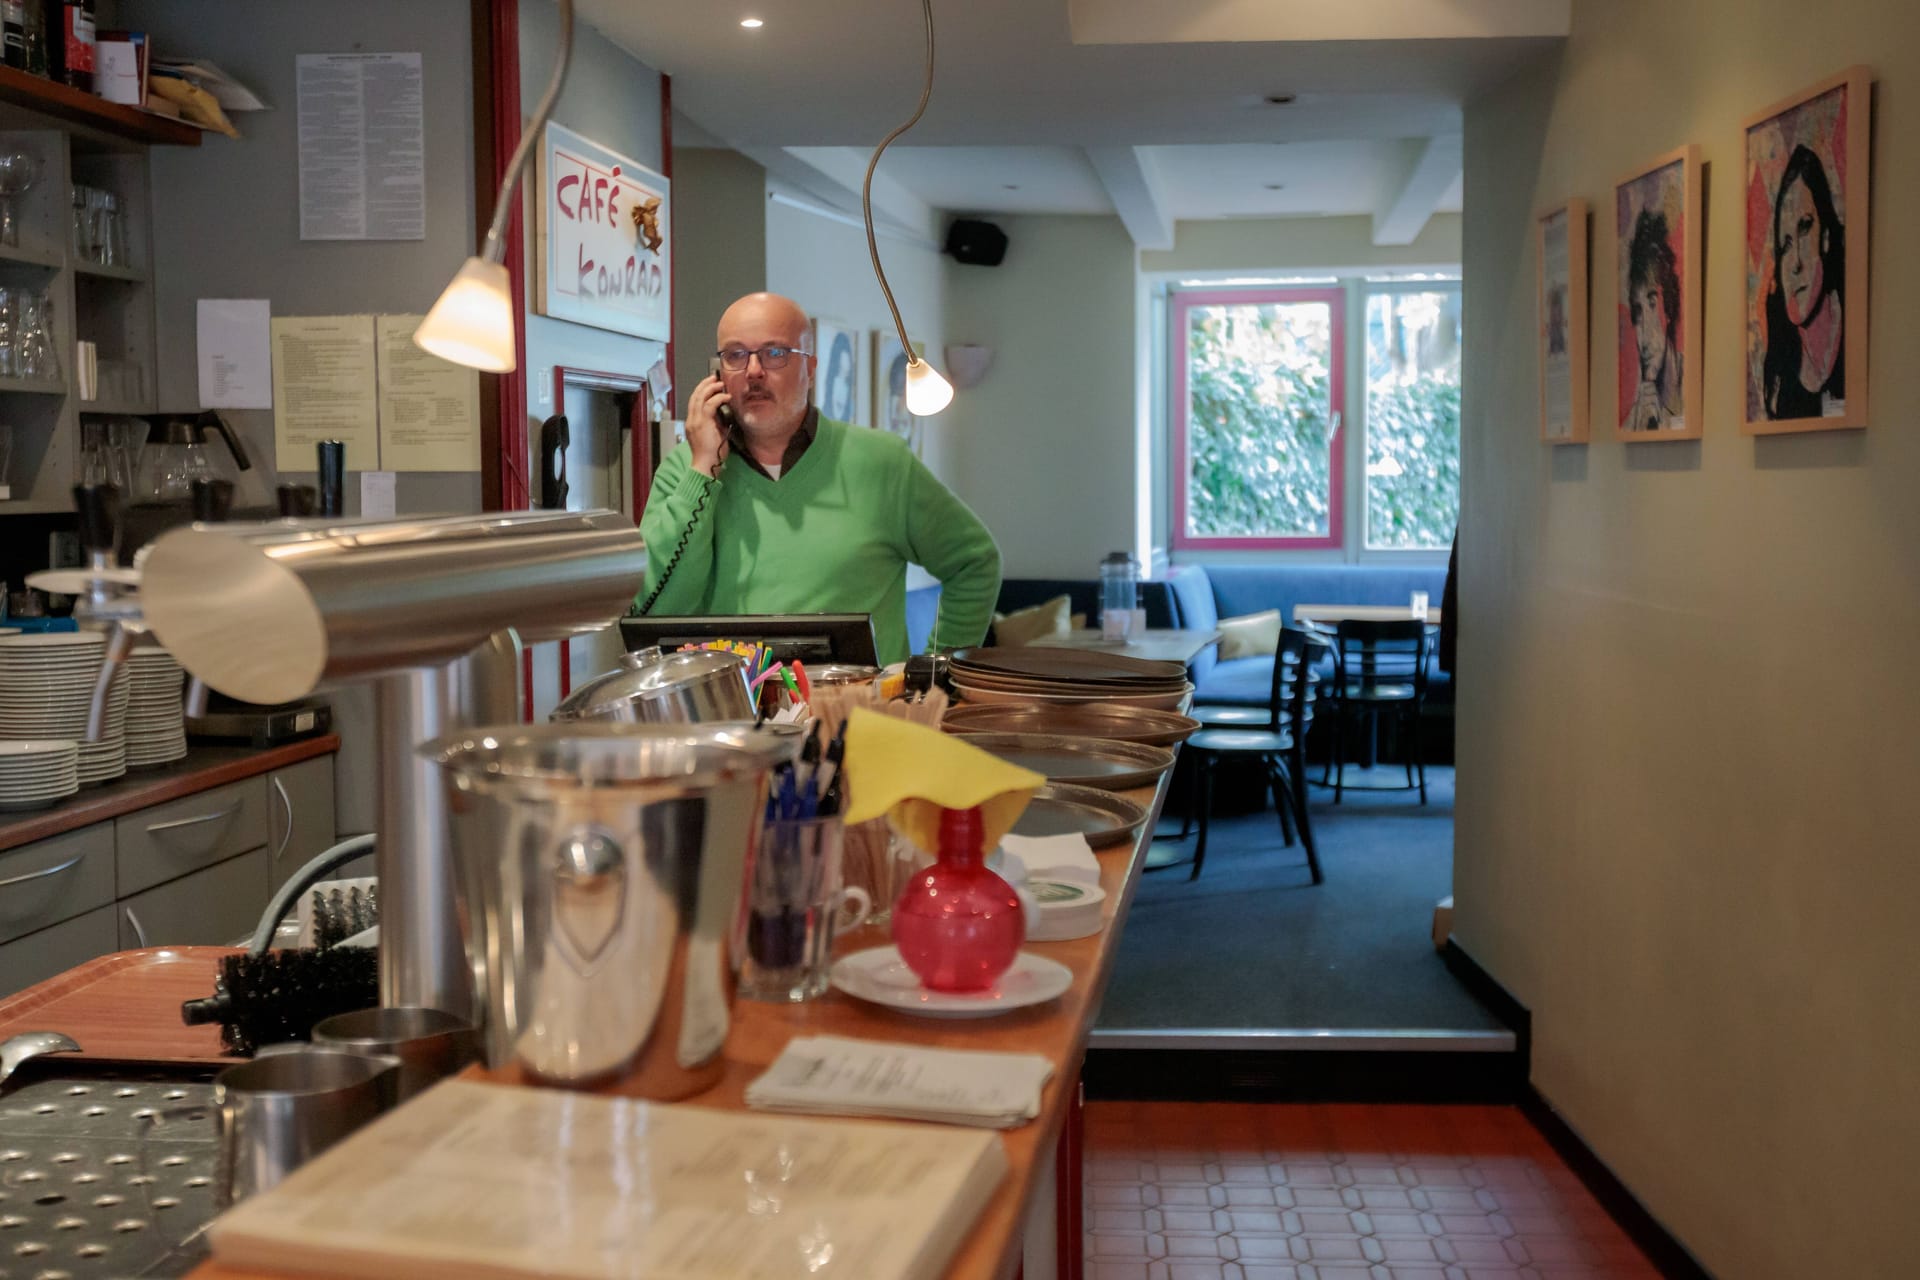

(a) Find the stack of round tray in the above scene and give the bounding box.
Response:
[941,700,1199,747]
[947,731,1175,792]
[948,646,1192,712]
[1009,783,1150,848]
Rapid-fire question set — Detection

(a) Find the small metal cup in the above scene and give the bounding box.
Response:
[211,1048,398,1205]
[310,1006,481,1101]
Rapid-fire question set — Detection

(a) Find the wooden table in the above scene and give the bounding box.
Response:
[1293,603,1443,628]
[1029,626,1221,665]
[0,772,1173,1280]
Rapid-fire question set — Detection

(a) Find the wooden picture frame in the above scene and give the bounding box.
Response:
[1742,66,1870,434]
[1538,199,1590,444]
[1613,145,1703,442]
[871,329,926,454]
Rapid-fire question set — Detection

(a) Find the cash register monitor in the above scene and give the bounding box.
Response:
[618,614,880,667]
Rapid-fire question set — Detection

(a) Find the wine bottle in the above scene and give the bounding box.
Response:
[58,0,90,92]
[2,0,26,70]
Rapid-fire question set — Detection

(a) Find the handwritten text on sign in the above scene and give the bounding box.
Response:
[538,122,671,342]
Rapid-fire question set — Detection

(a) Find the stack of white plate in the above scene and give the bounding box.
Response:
[0,740,80,812]
[125,648,188,768]
[0,632,131,786]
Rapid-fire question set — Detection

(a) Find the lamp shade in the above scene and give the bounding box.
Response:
[904,357,954,416]
[414,257,516,372]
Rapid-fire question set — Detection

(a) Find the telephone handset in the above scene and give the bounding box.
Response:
[634,360,731,616]
[709,356,745,452]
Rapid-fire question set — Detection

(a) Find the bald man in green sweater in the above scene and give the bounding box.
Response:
[637,293,1001,664]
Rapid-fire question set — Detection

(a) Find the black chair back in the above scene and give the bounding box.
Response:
[1259,626,1328,736]
[1332,619,1430,703]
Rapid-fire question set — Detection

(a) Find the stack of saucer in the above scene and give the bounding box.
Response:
[126,648,188,768]
[0,740,80,812]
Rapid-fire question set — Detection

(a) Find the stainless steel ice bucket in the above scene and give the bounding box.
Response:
[422,722,799,1095]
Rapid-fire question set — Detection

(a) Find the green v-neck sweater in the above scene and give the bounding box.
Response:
[636,418,1001,664]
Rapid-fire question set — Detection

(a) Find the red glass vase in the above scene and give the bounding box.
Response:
[891,806,1025,992]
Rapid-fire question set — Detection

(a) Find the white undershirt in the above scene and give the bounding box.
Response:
[764,463,782,480]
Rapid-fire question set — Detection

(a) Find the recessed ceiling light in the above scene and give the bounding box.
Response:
[1263,183,1285,190]
[1263,93,1297,106]
[740,17,764,29]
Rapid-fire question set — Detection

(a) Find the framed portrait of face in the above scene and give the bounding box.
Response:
[1613,146,1702,442]
[1538,199,1590,444]
[871,330,926,454]
[1742,66,1871,435]
[809,316,864,425]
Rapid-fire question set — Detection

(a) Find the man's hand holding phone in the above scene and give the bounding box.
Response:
[687,372,738,477]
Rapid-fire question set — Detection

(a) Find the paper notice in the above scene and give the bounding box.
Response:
[375,315,478,471]
[297,53,425,241]
[197,299,273,409]
[272,316,378,471]
[360,470,397,519]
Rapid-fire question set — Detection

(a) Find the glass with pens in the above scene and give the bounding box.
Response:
[740,724,870,1002]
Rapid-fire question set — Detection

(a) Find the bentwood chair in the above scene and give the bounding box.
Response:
[1181,627,1329,884]
[1323,618,1431,805]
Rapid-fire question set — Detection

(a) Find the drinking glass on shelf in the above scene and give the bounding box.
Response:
[100,192,125,267]
[71,185,93,262]
[0,287,16,380]
[17,292,56,383]
[0,424,13,492]
[0,150,39,248]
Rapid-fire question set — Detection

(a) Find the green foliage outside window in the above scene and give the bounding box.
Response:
[1184,305,1333,539]
[1364,371,1460,549]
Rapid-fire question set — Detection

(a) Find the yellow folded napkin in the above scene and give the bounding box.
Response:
[841,706,1045,851]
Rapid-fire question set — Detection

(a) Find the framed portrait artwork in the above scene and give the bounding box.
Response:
[810,316,864,425]
[1742,66,1871,434]
[1614,146,1703,442]
[1538,199,1590,444]
[872,330,926,454]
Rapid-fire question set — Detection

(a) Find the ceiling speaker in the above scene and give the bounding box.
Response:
[944,218,1008,267]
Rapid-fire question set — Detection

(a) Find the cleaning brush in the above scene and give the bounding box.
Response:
[181,947,379,1056]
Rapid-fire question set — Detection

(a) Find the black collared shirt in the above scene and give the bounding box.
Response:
[732,407,820,480]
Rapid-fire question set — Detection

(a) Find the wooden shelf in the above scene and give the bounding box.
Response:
[0,66,201,147]
[72,259,146,282]
[77,398,151,415]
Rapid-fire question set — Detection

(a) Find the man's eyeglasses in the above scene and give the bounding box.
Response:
[715,344,809,372]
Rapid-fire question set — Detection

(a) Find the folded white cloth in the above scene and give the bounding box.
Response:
[746,1035,1055,1129]
[998,832,1101,887]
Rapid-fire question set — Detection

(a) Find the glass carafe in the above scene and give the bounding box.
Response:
[137,413,251,503]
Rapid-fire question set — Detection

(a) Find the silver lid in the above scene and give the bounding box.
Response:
[550,647,754,724]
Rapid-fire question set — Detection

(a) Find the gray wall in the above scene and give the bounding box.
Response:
[671,146,767,414]
[1458,3,1920,1275]
[139,0,479,516]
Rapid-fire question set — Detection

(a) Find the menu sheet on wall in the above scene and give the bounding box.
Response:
[271,316,380,472]
[376,316,479,471]
[272,316,479,472]
[297,52,426,241]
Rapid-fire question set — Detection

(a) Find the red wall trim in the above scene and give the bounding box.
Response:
[660,74,676,419]
[1170,286,1347,553]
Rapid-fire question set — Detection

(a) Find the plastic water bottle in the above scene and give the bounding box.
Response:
[1100,551,1139,642]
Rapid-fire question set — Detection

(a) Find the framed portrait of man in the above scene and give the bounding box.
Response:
[1613,146,1703,442]
[810,316,864,425]
[1743,66,1871,435]
[1538,199,1590,444]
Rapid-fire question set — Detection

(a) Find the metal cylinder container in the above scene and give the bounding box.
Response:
[423,722,801,1095]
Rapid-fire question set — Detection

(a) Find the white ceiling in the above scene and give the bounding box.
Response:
[574,0,1560,242]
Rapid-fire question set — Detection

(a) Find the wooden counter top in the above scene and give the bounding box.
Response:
[0,735,340,853]
[0,764,1169,1280]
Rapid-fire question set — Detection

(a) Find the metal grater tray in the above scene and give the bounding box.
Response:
[0,1058,222,1280]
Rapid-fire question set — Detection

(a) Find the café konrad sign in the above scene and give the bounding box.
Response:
[536,122,671,342]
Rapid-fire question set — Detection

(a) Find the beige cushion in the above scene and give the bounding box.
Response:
[991,594,1071,647]
[1216,609,1282,661]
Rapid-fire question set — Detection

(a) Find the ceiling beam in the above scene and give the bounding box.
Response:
[1070,0,1570,43]
[773,145,942,244]
[1087,146,1173,250]
[1373,134,1462,247]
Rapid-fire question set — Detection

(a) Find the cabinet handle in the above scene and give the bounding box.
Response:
[124,906,150,949]
[0,854,83,891]
[271,777,293,861]
[146,802,240,835]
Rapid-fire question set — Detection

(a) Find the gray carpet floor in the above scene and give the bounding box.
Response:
[1094,764,1510,1032]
